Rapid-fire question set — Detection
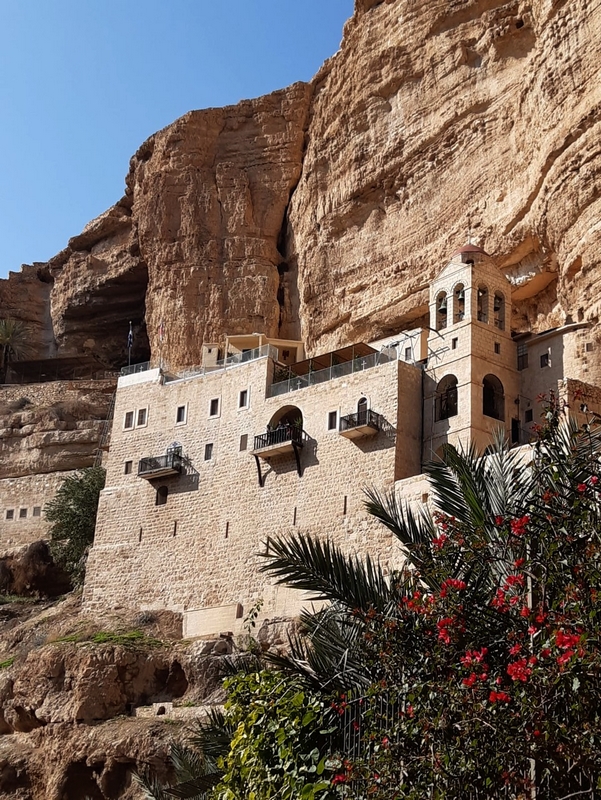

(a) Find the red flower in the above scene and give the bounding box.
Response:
[514,558,525,568]
[510,516,530,536]
[332,774,347,785]
[495,516,504,526]
[577,483,587,493]
[591,475,599,485]
[509,644,521,655]
[555,630,581,650]
[489,690,511,703]
[540,648,551,658]
[557,650,575,666]
[433,534,448,550]
[462,672,477,687]
[520,606,530,618]
[528,625,537,634]
[507,658,532,682]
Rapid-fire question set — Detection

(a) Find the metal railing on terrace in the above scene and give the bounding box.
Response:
[253,424,308,452]
[120,361,154,377]
[170,344,279,382]
[138,452,183,478]
[339,409,383,433]
[269,350,397,398]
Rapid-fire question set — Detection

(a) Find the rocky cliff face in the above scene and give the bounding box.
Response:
[2,0,601,368]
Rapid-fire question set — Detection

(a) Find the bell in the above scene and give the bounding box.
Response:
[456,288,465,301]
[494,296,502,311]
[438,297,448,312]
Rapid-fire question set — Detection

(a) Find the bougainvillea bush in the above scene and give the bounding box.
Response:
[264,400,601,798]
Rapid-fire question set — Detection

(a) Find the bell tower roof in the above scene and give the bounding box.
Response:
[452,243,489,258]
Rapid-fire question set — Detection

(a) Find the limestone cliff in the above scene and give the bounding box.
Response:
[2,0,601,373]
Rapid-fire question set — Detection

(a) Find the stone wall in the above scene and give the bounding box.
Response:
[83,353,422,631]
[0,471,75,552]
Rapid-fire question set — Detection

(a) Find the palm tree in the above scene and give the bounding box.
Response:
[0,318,33,383]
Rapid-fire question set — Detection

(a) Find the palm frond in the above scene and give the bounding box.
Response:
[261,532,389,612]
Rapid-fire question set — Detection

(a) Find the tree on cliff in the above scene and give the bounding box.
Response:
[0,318,33,383]
[45,466,106,585]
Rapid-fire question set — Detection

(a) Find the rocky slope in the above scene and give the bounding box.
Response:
[3,1,601,371]
[0,593,228,800]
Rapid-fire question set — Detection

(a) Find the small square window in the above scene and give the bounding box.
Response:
[421,493,429,504]
[5,509,14,520]
[525,408,533,423]
[494,342,501,355]
[204,443,214,461]
[404,346,412,361]
[136,408,148,427]
[239,434,248,452]
[540,352,550,368]
[239,390,248,408]
[282,349,290,360]
[124,411,134,430]
[452,338,458,350]
[586,342,594,353]
[19,508,27,519]
[209,398,219,417]
[33,506,41,517]
[176,405,187,424]
[124,460,133,475]
[328,411,338,430]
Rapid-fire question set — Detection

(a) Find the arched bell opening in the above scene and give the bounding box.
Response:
[494,292,505,331]
[435,375,458,421]
[454,284,465,323]
[436,291,448,331]
[477,286,489,323]
[483,374,505,420]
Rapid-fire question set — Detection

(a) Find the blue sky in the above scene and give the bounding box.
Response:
[0,1,353,279]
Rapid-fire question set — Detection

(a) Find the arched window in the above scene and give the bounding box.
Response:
[494,292,505,330]
[483,374,504,420]
[454,284,465,323]
[436,375,458,421]
[357,397,368,425]
[156,486,168,506]
[436,291,448,330]
[477,286,489,323]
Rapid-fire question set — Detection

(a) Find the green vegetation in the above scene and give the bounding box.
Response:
[0,657,15,669]
[54,629,162,647]
[45,467,106,584]
[0,318,34,383]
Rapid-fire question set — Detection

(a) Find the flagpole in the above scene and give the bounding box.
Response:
[127,321,133,367]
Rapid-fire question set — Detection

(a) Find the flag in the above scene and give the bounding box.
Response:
[127,321,133,349]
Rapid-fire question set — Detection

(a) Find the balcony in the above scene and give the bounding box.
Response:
[251,425,308,457]
[138,452,183,479]
[339,410,383,439]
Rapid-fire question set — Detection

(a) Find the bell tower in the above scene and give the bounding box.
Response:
[423,244,519,461]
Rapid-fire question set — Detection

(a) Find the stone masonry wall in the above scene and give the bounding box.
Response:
[83,355,422,632]
[0,471,75,552]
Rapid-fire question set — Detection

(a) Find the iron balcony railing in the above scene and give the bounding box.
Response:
[269,351,396,398]
[339,409,383,433]
[138,452,183,478]
[253,424,308,451]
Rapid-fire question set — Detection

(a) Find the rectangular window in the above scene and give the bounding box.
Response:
[452,338,458,350]
[124,411,134,430]
[124,460,133,475]
[404,346,412,361]
[136,408,148,427]
[282,349,290,360]
[176,405,187,424]
[19,508,27,519]
[517,344,528,371]
[328,411,338,430]
[494,342,501,355]
[209,398,219,417]
[239,389,248,408]
[33,506,41,517]
[525,408,533,423]
[5,509,14,520]
[239,434,248,452]
[540,352,550,368]
[204,443,214,461]
[586,342,594,353]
